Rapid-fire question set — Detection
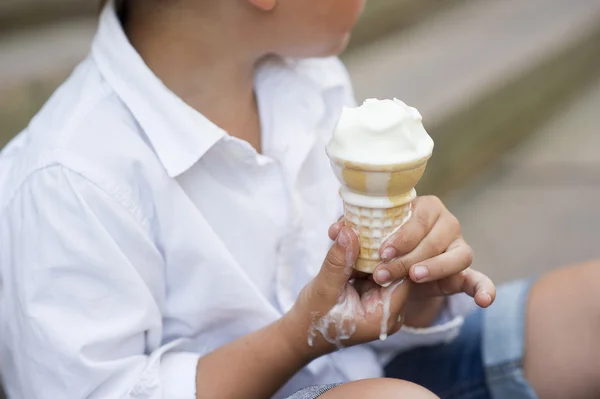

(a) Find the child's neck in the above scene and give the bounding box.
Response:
[125,4,264,153]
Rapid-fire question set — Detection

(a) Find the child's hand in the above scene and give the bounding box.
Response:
[330,196,496,308]
[282,227,411,358]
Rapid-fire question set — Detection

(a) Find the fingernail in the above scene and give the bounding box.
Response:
[481,291,492,304]
[381,247,396,262]
[412,265,429,281]
[397,314,403,322]
[375,269,392,286]
[337,229,349,248]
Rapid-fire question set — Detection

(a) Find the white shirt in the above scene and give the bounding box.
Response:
[0,3,471,399]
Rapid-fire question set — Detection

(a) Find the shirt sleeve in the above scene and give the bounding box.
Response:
[368,294,476,364]
[0,165,198,399]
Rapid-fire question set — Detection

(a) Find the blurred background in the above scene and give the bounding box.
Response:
[1,1,600,286]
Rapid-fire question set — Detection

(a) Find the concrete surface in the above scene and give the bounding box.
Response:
[344,0,600,124]
[446,75,600,284]
[343,0,600,196]
[0,18,96,84]
[0,0,94,36]
[348,0,466,49]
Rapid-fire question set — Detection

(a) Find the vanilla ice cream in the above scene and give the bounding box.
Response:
[326,98,434,166]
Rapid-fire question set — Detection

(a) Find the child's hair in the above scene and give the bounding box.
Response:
[100,0,122,10]
[100,0,125,14]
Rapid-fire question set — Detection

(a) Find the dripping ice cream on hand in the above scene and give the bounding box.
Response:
[326,98,435,273]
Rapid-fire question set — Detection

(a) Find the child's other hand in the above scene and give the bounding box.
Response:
[282,227,411,358]
[330,196,496,309]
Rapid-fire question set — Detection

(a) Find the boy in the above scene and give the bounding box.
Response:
[6,0,596,398]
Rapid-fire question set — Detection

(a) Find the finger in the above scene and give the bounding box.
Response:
[374,213,460,285]
[382,279,411,338]
[408,238,473,283]
[414,268,496,307]
[328,220,345,241]
[314,227,359,301]
[455,268,496,308]
[379,196,444,262]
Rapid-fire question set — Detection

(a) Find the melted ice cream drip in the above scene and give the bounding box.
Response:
[307,278,406,347]
[307,283,362,349]
[379,279,405,341]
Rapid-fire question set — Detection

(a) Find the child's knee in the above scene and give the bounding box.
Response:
[524,260,600,398]
[320,378,438,399]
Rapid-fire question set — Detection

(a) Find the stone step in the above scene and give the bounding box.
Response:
[350,0,466,49]
[446,75,600,284]
[342,0,600,196]
[0,0,96,35]
[0,19,97,148]
[0,19,96,87]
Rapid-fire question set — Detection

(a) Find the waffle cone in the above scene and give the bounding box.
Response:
[343,200,412,273]
[328,156,431,273]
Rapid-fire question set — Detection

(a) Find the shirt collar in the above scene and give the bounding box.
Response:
[92,1,348,178]
[91,1,225,177]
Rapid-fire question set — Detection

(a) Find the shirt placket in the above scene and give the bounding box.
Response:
[273,96,325,314]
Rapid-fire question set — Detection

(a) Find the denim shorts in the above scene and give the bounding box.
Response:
[287,278,538,399]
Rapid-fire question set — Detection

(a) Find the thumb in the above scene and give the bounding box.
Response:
[314,227,359,300]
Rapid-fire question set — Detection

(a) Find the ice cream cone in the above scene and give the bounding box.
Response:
[328,155,430,273]
[326,98,434,273]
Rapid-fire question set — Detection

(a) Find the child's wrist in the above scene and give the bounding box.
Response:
[277,310,328,364]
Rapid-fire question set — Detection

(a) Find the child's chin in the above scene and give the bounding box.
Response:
[316,34,352,58]
[282,34,351,59]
